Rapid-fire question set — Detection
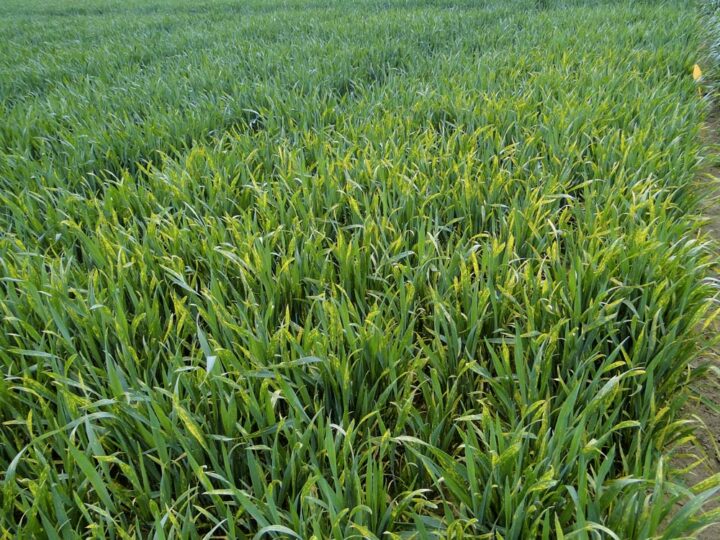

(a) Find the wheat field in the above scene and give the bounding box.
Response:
[1,0,719,538]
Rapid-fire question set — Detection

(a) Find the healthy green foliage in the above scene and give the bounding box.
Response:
[1,0,719,538]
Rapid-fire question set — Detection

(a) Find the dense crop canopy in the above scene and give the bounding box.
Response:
[0,0,719,538]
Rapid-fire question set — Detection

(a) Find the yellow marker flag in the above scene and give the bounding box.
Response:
[693,64,702,81]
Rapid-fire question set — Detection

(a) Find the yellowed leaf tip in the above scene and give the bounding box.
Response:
[693,64,703,81]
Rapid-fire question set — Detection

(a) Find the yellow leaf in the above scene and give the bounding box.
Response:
[693,64,702,81]
[175,399,208,450]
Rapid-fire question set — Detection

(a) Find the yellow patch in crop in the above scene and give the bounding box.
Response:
[693,64,702,81]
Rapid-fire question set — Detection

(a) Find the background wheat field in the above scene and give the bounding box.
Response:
[1,0,720,538]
